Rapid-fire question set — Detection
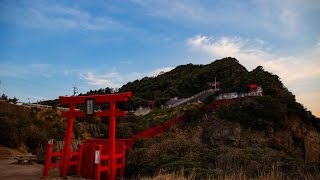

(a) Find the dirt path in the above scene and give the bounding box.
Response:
[0,159,43,180]
[0,146,43,180]
[0,146,88,179]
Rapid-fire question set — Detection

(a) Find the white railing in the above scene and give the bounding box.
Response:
[216,91,263,100]
[168,89,215,108]
[30,104,53,109]
[17,103,81,112]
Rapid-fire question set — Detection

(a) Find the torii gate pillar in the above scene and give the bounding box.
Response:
[59,92,132,179]
[60,103,76,177]
[109,101,116,179]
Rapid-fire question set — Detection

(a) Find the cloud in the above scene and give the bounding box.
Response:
[187,35,267,70]
[0,1,122,31]
[187,35,320,82]
[147,67,174,77]
[297,90,320,117]
[79,67,174,88]
[0,63,53,79]
[80,72,123,88]
[280,0,320,10]
[280,8,297,32]
[187,34,320,116]
[130,0,319,39]
[130,0,207,23]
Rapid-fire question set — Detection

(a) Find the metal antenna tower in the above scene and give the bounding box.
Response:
[73,86,78,96]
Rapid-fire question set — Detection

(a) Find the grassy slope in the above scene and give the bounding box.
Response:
[125,98,320,179]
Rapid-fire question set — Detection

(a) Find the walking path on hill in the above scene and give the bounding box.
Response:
[167,89,215,108]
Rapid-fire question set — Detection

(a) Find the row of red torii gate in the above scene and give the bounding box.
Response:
[43,92,132,180]
[42,91,188,180]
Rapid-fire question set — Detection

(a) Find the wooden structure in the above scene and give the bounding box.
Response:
[14,154,37,164]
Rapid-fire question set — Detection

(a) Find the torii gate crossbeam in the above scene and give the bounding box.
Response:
[58,92,132,179]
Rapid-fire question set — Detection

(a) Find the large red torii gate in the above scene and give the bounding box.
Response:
[43,92,132,180]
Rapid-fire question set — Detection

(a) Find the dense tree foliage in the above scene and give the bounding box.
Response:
[120,57,249,107]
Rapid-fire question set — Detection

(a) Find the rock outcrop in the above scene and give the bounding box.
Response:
[202,114,320,163]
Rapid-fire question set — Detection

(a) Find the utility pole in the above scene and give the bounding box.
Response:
[73,86,78,96]
[214,77,217,91]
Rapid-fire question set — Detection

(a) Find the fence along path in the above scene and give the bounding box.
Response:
[50,99,227,155]
[119,99,227,149]
[167,89,215,108]
[54,140,82,152]
[54,99,227,151]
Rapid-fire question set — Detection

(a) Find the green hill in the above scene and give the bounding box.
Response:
[1,57,319,179]
[120,57,248,107]
[120,57,317,124]
[118,57,320,179]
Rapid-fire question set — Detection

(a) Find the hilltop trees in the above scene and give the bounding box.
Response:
[80,87,118,96]
[1,93,18,104]
[118,57,273,108]
[1,93,8,100]
[127,58,247,100]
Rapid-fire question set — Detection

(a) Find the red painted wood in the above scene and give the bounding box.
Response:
[60,104,75,177]
[59,92,132,105]
[109,102,116,180]
[56,92,132,179]
[77,144,83,176]
[80,99,225,179]
[43,143,53,177]
[61,110,126,119]
[49,91,220,179]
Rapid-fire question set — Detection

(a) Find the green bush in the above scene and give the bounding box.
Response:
[216,96,287,130]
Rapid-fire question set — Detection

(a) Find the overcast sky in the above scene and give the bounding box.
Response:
[0,0,319,116]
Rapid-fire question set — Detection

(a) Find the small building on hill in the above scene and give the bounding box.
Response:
[249,84,263,96]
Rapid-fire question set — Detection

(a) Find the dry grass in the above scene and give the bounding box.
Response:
[127,114,319,180]
[141,164,317,180]
[141,169,195,180]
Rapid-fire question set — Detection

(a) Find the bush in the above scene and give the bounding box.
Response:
[0,102,66,158]
[216,96,287,130]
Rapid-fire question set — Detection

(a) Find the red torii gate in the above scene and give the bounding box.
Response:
[43,92,132,180]
[147,101,155,110]
[207,82,220,91]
